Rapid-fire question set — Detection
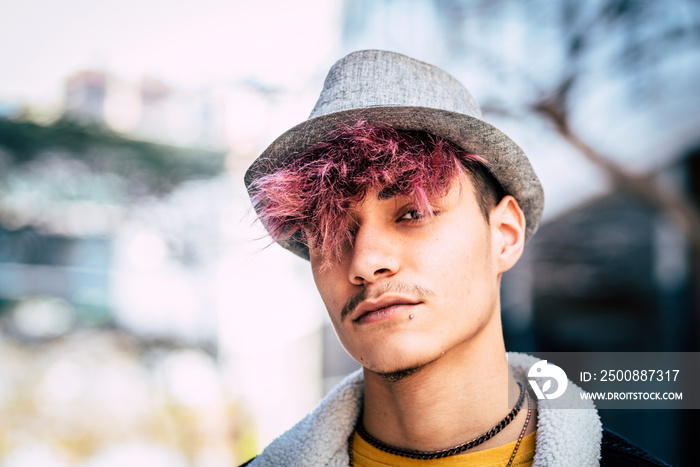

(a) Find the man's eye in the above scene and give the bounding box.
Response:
[399,209,423,221]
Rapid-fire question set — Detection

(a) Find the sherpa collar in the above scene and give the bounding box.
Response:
[248,352,602,467]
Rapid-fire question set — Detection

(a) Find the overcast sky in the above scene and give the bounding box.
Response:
[0,0,341,107]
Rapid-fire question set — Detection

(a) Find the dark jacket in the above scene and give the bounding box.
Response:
[600,428,671,466]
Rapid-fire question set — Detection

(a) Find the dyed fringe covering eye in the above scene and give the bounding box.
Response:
[250,120,485,263]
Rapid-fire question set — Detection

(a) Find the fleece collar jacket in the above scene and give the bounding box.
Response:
[246,352,604,466]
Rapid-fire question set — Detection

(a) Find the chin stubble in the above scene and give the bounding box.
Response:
[371,359,437,383]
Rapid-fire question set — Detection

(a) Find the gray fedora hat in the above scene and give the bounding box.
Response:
[245,49,544,259]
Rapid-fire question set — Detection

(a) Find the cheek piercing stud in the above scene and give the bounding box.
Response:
[409,314,414,319]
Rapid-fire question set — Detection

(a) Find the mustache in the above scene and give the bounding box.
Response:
[340,281,436,322]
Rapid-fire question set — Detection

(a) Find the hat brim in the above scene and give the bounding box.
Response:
[245,106,544,260]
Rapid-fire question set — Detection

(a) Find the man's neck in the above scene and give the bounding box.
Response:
[361,319,533,453]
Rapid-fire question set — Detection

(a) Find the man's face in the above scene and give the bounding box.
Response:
[309,172,510,376]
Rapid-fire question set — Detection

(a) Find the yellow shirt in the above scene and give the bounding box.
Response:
[351,430,536,467]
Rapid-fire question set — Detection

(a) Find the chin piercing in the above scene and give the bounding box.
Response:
[409,314,414,319]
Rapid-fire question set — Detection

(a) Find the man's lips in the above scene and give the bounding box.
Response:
[339,282,436,323]
[350,294,421,323]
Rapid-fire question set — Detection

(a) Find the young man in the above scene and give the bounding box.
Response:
[243,51,668,466]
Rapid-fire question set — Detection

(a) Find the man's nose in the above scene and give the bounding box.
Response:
[347,224,400,285]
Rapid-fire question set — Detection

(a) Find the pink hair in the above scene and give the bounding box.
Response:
[250,120,486,262]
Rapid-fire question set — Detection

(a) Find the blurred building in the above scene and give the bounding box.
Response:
[0,116,226,321]
[0,74,328,458]
[0,227,112,338]
[63,70,227,148]
[502,146,700,353]
[0,113,244,463]
[64,71,108,125]
[499,146,700,465]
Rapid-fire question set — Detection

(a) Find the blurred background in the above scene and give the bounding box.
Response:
[0,0,698,465]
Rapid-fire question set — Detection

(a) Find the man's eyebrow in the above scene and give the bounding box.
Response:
[377,184,401,200]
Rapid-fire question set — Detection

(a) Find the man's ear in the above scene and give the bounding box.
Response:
[490,195,526,274]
